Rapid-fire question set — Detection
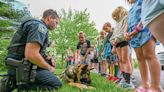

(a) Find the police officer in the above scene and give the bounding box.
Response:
[4,9,62,91]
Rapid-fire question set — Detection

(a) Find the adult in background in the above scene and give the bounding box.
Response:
[76,31,91,64]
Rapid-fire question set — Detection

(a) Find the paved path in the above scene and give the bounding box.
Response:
[133,69,164,89]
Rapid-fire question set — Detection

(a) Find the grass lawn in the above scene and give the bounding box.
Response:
[10,68,133,92]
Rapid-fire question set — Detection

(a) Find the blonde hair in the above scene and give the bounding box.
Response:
[78,31,86,37]
[112,6,128,21]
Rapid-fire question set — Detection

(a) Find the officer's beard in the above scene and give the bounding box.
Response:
[48,26,55,30]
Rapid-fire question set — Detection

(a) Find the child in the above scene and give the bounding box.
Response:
[109,52,119,82]
[102,22,119,82]
[141,0,164,45]
[110,6,134,89]
[89,46,95,68]
[73,51,79,65]
[46,41,56,67]
[89,45,98,73]
[124,0,163,92]
[76,32,91,64]
[93,44,99,71]
[66,47,74,68]
[97,31,106,75]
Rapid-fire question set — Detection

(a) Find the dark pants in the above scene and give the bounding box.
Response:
[30,68,62,90]
[116,41,129,48]
[7,67,62,90]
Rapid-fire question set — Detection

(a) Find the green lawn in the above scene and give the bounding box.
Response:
[55,69,133,92]
[10,68,133,92]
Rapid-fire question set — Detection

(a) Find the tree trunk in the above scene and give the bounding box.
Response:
[61,53,64,67]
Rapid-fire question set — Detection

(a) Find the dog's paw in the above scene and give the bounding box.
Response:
[86,86,96,90]
[80,84,88,90]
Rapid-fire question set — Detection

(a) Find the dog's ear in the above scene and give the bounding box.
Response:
[89,67,94,70]
[77,64,81,67]
[82,64,88,70]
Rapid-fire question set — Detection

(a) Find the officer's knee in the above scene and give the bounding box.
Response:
[53,80,62,87]
[55,82,62,88]
[49,81,62,90]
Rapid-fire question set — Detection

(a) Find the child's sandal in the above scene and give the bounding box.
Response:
[135,87,153,92]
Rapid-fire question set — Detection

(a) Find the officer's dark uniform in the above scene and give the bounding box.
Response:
[7,19,48,60]
[5,19,62,91]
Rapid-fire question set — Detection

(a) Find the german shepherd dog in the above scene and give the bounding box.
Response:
[60,64,95,90]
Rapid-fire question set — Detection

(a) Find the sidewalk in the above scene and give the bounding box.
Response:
[133,69,164,89]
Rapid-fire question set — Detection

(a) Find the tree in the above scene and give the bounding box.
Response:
[49,9,98,67]
[0,0,31,31]
[0,0,31,71]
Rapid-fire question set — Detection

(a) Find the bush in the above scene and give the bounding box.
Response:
[0,31,14,71]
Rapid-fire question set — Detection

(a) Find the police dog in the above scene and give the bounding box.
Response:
[60,64,95,90]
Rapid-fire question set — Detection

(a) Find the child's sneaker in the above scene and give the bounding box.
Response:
[131,76,137,87]
[117,78,125,85]
[108,75,113,81]
[112,77,119,83]
[101,73,107,77]
[90,68,98,74]
[120,81,135,89]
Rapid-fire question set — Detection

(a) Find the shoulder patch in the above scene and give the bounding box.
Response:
[38,24,48,34]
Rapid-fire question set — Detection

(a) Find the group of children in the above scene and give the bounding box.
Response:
[95,0,164,92]
[46,0,164,91]
[126,0,163,92]
[99,0,163,92]
[98,0,163,92]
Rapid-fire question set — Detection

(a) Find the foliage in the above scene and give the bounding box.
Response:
[0,1,24,19]
[50,9,98,63]
[0,31,14,71]
[0,0,31,70]
[0,0,31,32]
[0,20,12,27]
